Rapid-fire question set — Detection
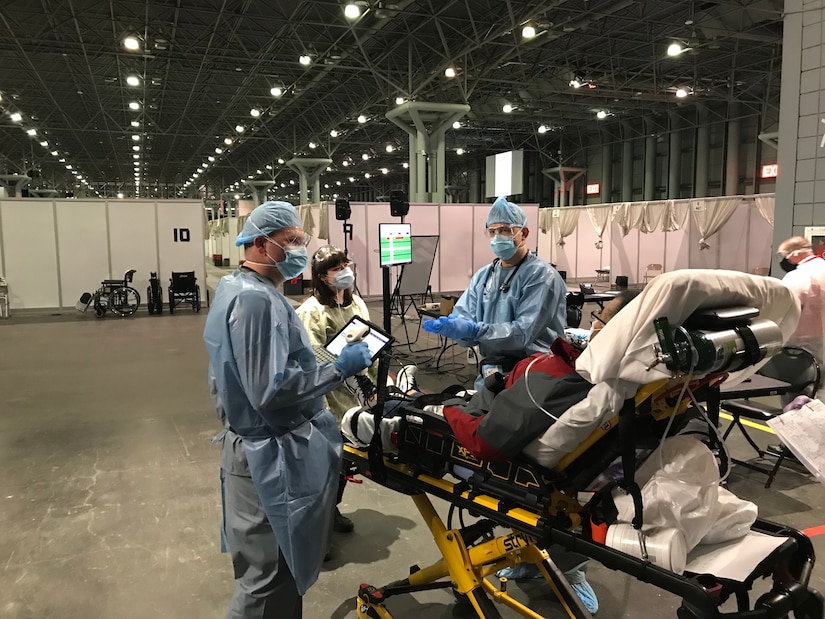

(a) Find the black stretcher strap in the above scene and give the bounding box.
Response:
[734,325,763,367]
[618,398,644,530]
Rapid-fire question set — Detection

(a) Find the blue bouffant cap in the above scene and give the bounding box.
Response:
[236,201,302,246]
[486,196,527,228]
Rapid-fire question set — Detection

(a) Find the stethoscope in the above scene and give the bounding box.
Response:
[482,254,528,293]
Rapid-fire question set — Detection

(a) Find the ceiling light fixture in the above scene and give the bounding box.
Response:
[270,86,283,97]
[132,134,140,141]
[364,173,371,179]
[126,75,140,86]
[130,120,140,127]
[277,158,285,164]
[123,36,140,51]
[538,124,548,134]
[329,129,338,137]
[522,25,537,39]
[215,147,223,154]
[224,137,233,145]
[402,162,409,169]
[10,112,22,122]
[444,66,456,78]
[502,104,513,113]
[357,114,367,123]
[569,79,582,88]
[308,141,317,149]
[596,110,608,119]
[26,128,36,136]
[361,153,370,160]
[299,55,311,66]
[128,101,140,110]
[39,140,48,147]
[235,124,245,133]
[250,108,261,117]
[675,88,689,98]
[344,3,361,19]
[395,97,405,105]
[667,42,684,57]
[456,148,464,155]
[385,144,394,152]
[452,121,461,129]
[132,145,141,151]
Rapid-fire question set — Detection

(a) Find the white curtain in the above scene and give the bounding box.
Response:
[691,198,742,250]
[640,201,665,234]
[297,203,316,233]
[552,208,580,246]
[612,202,646,236]
[754,194,775,226]
[586,205,612,249]
[662,200,690,232]
[538,208,553,234]
[317,202,329,240]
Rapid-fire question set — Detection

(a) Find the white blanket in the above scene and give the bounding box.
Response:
[522,269,801,468]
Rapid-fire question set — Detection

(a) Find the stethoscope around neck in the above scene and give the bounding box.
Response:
[483,254,527,293]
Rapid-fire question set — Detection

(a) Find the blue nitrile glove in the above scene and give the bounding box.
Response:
[440,315,480,341]
[422,315,451,334]
[333,341,372,377]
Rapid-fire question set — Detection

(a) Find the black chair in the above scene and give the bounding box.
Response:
[168,271,201,313]
[565,291,584,328]
[722,346,821,488]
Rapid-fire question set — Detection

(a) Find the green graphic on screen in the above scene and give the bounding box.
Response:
[379,223,412,266]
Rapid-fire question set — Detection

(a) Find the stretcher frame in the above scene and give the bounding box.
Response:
[344,373,824,619]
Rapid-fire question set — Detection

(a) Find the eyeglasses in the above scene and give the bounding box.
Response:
[487,225,520,238]
[590,311,606,327]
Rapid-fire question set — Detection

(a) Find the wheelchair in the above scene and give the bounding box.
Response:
[147,272,163,314]
[168,271,200,313]
[77,269,140,318]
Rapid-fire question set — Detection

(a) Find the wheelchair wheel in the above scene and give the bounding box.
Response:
[108,286,140,317]
[193,288,201,312]
[147,286,155,315]
[94,304,106,319]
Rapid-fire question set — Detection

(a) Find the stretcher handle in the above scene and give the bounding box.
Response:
[618,397,644,531]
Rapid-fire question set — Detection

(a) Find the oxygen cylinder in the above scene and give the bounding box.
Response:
[653,317,783,374]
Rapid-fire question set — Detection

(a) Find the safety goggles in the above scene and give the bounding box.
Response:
[486,225,521,238]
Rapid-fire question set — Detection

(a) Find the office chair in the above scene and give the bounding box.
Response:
[722,346,821,488]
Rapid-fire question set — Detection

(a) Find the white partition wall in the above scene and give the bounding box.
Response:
[108,200,158,301]
[56,201,110,308]
[0,198,204,310]
[157,201,208,300]
[324,201,539,297]
[0,200,60,308]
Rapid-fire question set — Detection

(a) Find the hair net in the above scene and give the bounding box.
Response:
[236,201,303,246]
[486,196,527,228]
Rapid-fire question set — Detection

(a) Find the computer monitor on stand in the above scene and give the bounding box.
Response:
[379,222,412,334]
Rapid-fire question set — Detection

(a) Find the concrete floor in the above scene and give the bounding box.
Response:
[2,299,825,618]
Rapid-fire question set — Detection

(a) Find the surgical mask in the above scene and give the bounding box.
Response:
[273,245,309,279]
[332,266,355,290]
[779,257,797,273]
[490,235,517,260]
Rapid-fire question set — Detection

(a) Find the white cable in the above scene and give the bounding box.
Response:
[523,354,578,427]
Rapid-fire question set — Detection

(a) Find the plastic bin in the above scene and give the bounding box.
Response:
[212,254,223,267]
[223,258,230,267]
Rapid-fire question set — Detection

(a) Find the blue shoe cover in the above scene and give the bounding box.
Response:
[570,580,599,614]
[495,562,542,579]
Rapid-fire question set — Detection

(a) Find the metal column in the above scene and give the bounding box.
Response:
[725,102,741,196]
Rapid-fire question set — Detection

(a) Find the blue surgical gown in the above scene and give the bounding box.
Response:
[453,253,566,360]
[204,269,345,595]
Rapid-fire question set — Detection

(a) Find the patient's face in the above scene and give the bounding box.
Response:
[590,297,622,341]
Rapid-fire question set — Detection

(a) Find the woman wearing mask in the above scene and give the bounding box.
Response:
[296,245,377,534]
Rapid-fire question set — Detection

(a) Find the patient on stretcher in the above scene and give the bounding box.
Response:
[342,290,639,460]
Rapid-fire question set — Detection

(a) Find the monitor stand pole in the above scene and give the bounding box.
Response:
[382,265,392,335]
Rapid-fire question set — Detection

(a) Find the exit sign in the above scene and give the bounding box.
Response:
[761,164,778,179]
[586,183,601,195]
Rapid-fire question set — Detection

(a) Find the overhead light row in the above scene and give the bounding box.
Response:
[2,99,97,195]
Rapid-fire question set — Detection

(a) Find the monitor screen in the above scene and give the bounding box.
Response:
[379,222,412,267]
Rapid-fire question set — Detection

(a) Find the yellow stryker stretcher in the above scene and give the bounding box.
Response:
[343,274,825,619]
